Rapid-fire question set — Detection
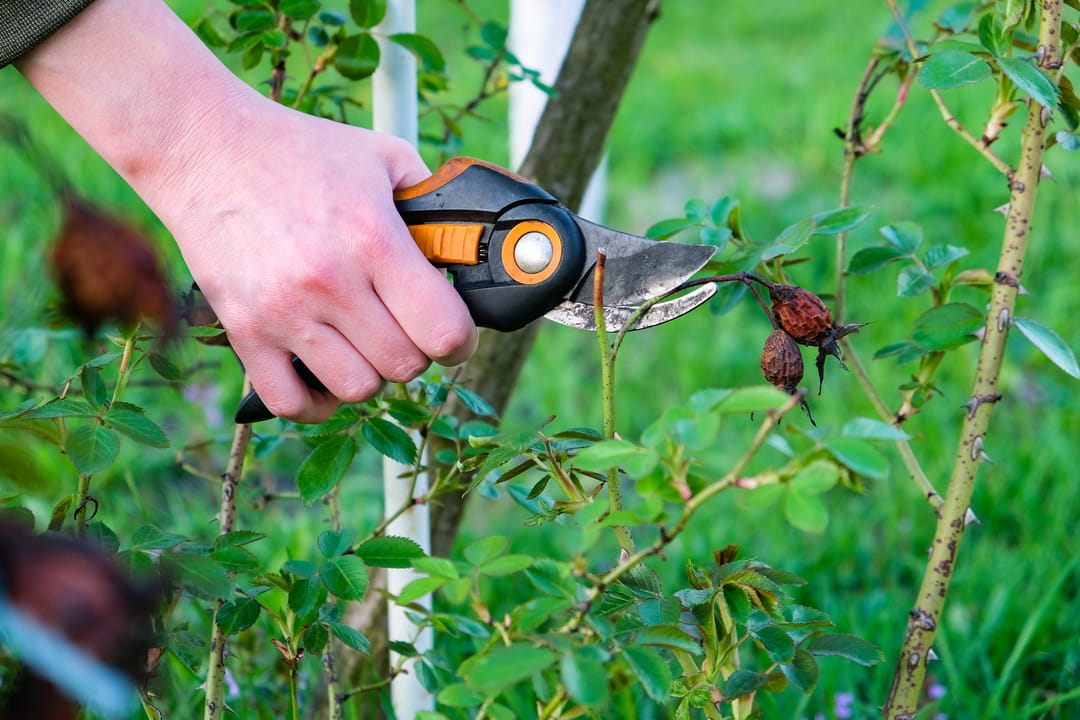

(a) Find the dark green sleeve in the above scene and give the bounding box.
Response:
[0,0,97,69]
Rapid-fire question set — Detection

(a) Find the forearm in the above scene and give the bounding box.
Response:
[14,0,256,214]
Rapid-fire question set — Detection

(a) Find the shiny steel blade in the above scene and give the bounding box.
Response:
[545,283,718,332]
[568,218,717,306]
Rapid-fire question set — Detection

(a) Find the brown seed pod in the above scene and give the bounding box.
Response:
[760,328,804,393]
[767,284,833,347]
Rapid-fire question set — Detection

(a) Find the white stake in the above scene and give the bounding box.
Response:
[509,0,606,221]
[373,3,432,717]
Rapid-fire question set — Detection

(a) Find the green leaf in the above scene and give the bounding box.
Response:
[760,217,814,260]
[318,529,356,558]
[211,545,261,573]
[635,625,703,655]
[437,683,484,708]
[790,461,840,495]
[80,366,107,409]
[560,651,609,708]
[879,222,923,252]
[304,623,329,654]
[327,622,371,654]
[847,245,908,274]
[998,56,1059,109]
[397,575,448,604]
[105,409,169,448]
[64,424,119,474]
[216,597,261,634]
[319,10,347,26]
[811,206,872,234]
[622,645,673,702]
[1013,317,1080,378]
[750,624,796,664]
[463,535,509,566]
[781,649,819,693]
[289,578,323,616]
[639,597,682,626]
[525,559,576,598]
[454,386,496,417]
[622,562,663,598]
[804,633,885,666]
[25,398,96,420]
[334,33,380,79]
[897,265,935,297]
[234,10,274,32]
[824,438,889,479]
[479,554,534,577]
[919,50,991,89]
[924,244,970,269]
[724,669,771,699]
[978,13,1007,56]
[362,417,417,464]
[349,0,387,27]
[911,302,984,350]
[840,417,910,441]
[164,551,232,600]
[131,524,185,550]
[297,435,356,505]
[389,33,445,72]
[354,536,426,568]
[319,555,370,600]
[938,2,978,33]
[278,0,320,19]
[463,645,556,693]
[646,217,696,240]
[574,439,657,477]
[784,490,828,534]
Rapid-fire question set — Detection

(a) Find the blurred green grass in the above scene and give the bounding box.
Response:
[2,1,1079,718]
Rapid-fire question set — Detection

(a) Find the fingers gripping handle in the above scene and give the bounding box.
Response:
[235,357,327,424]
[235,157,584,423]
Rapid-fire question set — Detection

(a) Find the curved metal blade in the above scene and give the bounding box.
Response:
[568,217,716,306]
[545,283,718,332]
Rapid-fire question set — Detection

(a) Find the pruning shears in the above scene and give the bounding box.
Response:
[236,157,717,423]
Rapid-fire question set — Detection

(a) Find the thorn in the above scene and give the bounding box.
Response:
[973,326,987,342]
[1040,163,1055,182]
[964,507,981,526]
[993,202,1011,215]
[928,648,940,662]
[998,307,1011,332]
[971,435,988,462]
[1018,284,1030,296]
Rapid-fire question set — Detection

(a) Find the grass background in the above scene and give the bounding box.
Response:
[2,0,1079,718]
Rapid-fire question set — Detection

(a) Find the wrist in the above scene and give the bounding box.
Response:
[16,0,259,213]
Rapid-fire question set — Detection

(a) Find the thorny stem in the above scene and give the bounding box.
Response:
[594,250,636,553]
[881,3,1062,716]
[204,378,254,720]
[831,53,943,507]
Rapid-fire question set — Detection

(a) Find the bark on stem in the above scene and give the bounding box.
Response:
[204,383,253,720]
[881,4,1061,716]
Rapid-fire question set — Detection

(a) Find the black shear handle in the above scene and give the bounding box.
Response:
[234,157,586,424]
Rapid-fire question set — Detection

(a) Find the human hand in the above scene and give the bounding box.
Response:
[159,104,479,423]
[17,0,477,423]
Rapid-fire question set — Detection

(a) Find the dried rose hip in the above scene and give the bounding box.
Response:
[764,281,866,393]
[760,328,804,393]
[768,284,833,346]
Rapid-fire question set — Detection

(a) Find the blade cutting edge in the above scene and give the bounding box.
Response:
[544,283,718,332]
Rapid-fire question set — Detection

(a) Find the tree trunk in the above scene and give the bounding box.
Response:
[340,2,662,713]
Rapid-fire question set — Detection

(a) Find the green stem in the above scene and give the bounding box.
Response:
[593,250,636,553]
[881,4,1061,716]
[563,392,804,630]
